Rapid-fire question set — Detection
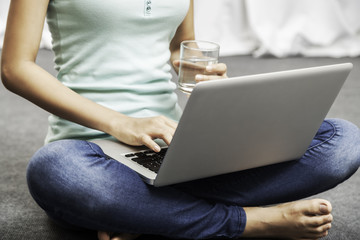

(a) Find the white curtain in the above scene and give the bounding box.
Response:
[1,0,360,58]
[195,0,360,57]
[0,0,52,49]
[0,0,10,49]
[246,0,360,57]
[194,0,258,56]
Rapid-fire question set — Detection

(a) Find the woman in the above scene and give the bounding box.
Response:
[2,0,360,239]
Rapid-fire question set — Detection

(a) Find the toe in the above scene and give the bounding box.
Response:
[311,223,331,238]
[98,231,110,240]
[303,199,332,216]
[306,214,333,228]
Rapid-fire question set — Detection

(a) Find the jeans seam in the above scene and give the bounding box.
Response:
[307,120,338,151]
[235,206,242,238]
[237,206,247,238]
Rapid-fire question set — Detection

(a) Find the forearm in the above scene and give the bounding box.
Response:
[2,59,178,151]
[1,60,125,136]
[1,0,123,136]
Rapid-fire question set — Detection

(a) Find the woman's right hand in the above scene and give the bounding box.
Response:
[108,115,178,152]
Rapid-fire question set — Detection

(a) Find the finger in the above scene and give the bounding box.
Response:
[140,130,174,151]
[155,115,177,131]
[172,60,180,72]
[161,132,173,146]
[162,127,176,140]
[178,60,207,70]
[205,63,227,75]
[164,118,178,130]
[173,59,180,68]
[140,135,161,152]
[149,128,175,146]
[195,74,227,82]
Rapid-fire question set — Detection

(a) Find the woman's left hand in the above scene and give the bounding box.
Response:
[173,60,228,82]
[194,63,228,82]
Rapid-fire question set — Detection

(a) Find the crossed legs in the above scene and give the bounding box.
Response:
[27,119,360,239]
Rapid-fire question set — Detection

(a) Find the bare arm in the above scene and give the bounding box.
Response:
[1,0,120,135]
[1,0,176,152]
[170,0,195,74]
[169,0,227,80]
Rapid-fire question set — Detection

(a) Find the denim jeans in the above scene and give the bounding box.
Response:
[26,119,360,239]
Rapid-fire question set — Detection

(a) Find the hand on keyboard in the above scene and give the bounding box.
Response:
[109,115,177,152]
[124,148,168,173]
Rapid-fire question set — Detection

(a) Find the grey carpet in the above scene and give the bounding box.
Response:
[0,49,359,240]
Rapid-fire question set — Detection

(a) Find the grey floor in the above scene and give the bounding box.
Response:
[0,50,359,240]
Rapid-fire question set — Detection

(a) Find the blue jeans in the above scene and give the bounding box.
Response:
[27,119,360,239]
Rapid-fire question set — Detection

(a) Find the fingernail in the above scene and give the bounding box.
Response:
[154,145,161,152]
[206,66,213,71]
[195,75,204,81]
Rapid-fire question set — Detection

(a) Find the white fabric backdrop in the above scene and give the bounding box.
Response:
[1,0,360,57]
[194,0,360,57]
[0,0,10,49]
[0,0,52,49]
[246,0,360,57]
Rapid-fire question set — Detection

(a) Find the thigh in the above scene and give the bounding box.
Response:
[175,119,360,206]
[27,139,244,239]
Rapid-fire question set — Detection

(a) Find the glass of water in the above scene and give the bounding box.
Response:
[178,40,220,94]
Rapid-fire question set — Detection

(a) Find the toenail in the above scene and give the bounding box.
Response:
[320,204,328,213]
[327,223,332,230]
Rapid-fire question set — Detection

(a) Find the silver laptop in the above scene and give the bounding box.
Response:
[91,63,352,187]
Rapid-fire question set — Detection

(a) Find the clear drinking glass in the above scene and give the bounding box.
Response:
[178,40,220,94]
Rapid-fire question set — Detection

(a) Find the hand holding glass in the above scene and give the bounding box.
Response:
[178,40,220,93]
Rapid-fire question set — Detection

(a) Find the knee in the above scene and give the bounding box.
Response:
[323,119,360,180]
[28,140,83,175]
[26,140,96,200]
[28,141,63,181]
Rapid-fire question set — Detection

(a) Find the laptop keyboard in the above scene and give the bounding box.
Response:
[123,148,168,173]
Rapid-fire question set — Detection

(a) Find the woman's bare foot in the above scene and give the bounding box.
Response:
[242,199,333,239]
[98,231,140,240]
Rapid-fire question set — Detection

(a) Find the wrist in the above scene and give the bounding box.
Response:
[104,112,131,139]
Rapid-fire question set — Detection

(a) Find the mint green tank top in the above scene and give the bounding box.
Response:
[45,0,190,143]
